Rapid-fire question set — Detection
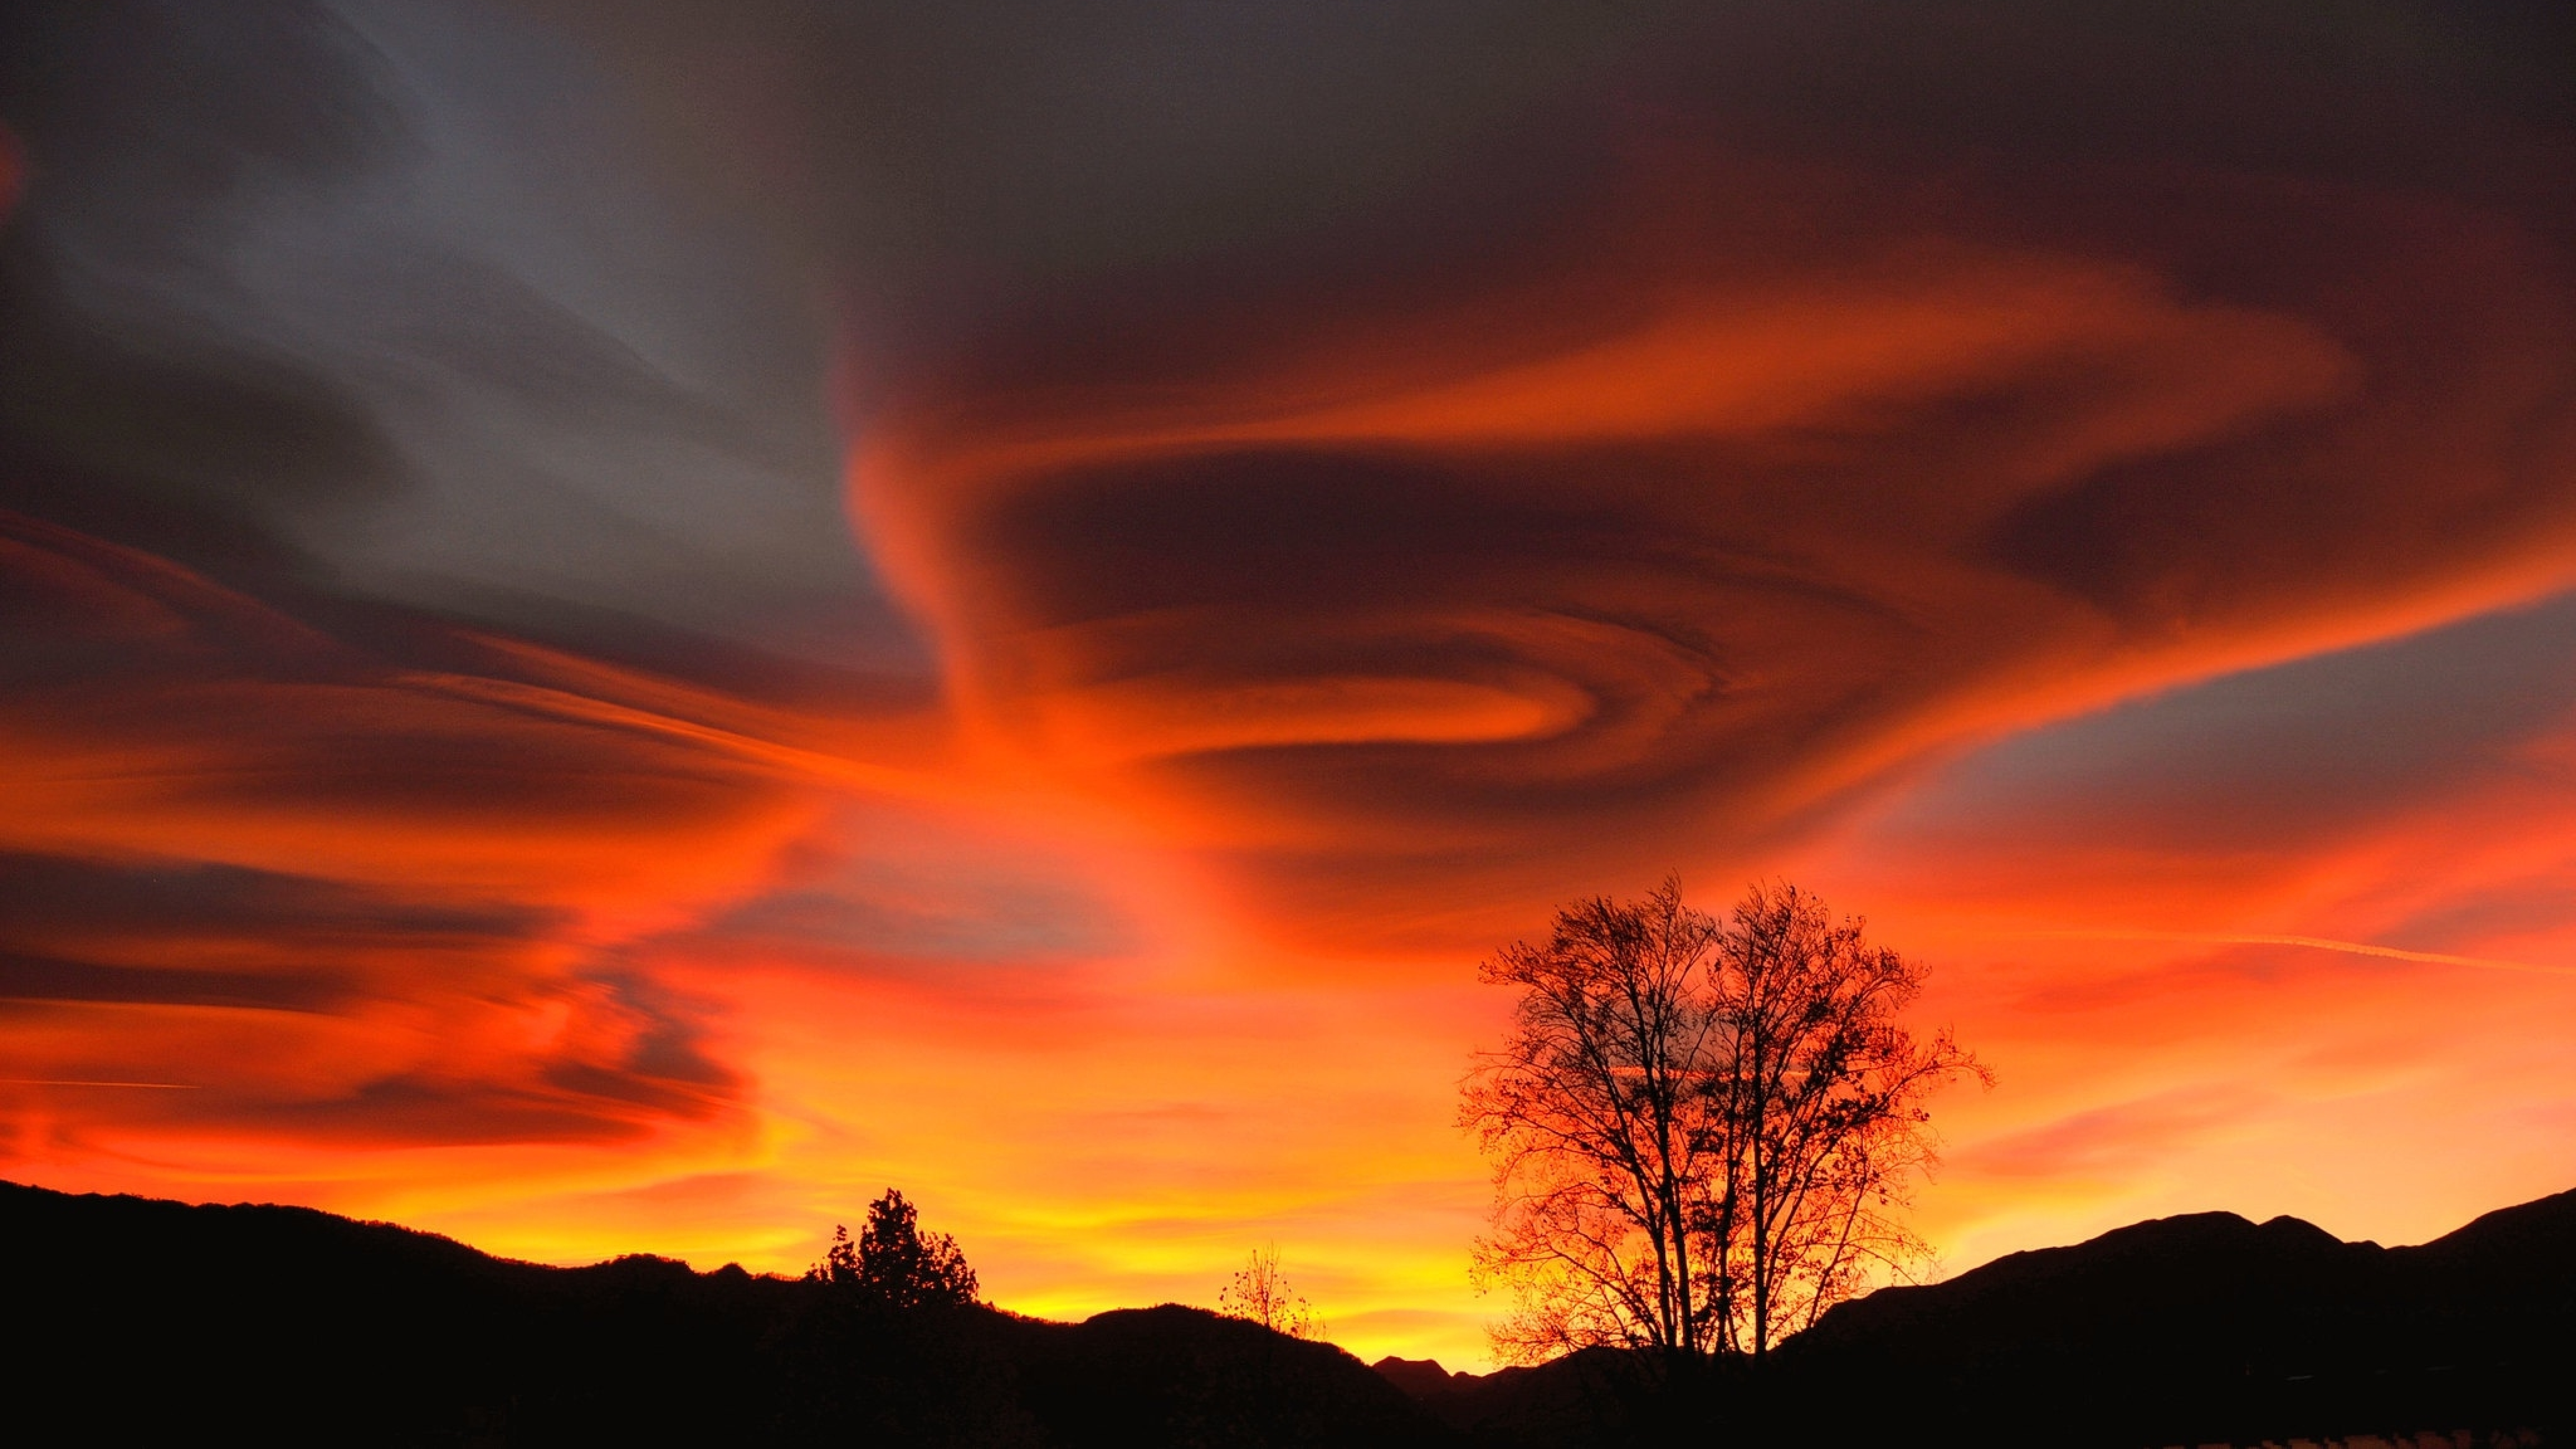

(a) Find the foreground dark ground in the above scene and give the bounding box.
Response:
[5,1181,2571,1446]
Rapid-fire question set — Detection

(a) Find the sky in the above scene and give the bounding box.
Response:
[3,0,2574,1371]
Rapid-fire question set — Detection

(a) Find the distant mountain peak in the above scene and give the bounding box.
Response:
[1370,1356,1459,1396]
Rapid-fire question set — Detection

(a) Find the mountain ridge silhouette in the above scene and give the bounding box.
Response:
[1374,1189,2576,1446]
[8,1178,2571,1445]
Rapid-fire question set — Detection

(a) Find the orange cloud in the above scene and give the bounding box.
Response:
[11,0,2576,1380]
[841,136,2576,960]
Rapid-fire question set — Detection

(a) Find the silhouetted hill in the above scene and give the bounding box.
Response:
[1772,1188,2576,1445]
[1002,1304,1431,1444]
[1371,1346,1661,1447]
[1377,1190,2576,1446]
[15,1178,2574,1445]
[1,1181,1445,1446]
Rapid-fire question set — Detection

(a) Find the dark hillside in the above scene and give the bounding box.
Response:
[15,1177,2575,1446]
[1003,1304,1432,1445]
[1,1181,1448,1446]
[1374,1192,2576,1447]
[1766,1192,2576,1446]
[1370,1347,1661,1447]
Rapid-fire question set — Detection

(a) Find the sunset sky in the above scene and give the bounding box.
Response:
[5,0,2575,1371]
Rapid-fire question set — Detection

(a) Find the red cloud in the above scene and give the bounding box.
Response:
[847,136,2576,947]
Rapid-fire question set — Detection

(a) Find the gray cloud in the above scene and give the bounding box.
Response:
[0,0,922,678]
[1881,587,2576,857]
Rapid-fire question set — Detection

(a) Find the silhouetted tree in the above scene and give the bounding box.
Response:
[1217,1245,1322,1340]
[1462,878,1984,1369]
[1705,883,1989,1360]
[812,1188,980,1309]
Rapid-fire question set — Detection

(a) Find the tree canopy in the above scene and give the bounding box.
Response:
[1462,878,1984,1366]
[813,1188,980,1310]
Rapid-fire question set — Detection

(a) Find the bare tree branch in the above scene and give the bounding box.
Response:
[1463,878,1985,1370]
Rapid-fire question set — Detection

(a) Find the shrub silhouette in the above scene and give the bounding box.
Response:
[812,1187,980,1309]
[1217,1244,1322,1340]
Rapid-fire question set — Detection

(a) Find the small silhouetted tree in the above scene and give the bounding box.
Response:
[1217,1245,1322,1340]
[812,1188,980,1309]
[1463,878,1984,1369]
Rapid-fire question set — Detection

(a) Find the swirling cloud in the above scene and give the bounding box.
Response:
[844,50,2576,939]
[5,0,2576,1376]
